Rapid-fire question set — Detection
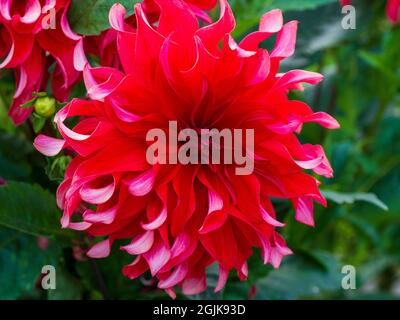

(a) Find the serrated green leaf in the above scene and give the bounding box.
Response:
[68,0,139,35]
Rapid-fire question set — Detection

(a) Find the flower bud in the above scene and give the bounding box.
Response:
[34,97,56,118]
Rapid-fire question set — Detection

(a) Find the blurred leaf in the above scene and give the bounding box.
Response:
[232,0,338,37]
[358,255,400,286]
[0,130,35,181]
[222,282,251,300]
[231,0,337,14]
[20,98,36,109]
[47,265,82,300]
[253,251,342,299]
[340,213,381,246]
[266,0,338,11]
[322,190,388,211]
[68,0,139,35]
[0,227,61,299]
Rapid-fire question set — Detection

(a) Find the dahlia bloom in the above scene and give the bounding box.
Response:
[80,0,217,69]
[340,0,400,24]
[0,0,81,125]
[35,0,339,297]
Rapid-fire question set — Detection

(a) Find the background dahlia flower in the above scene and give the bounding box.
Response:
[35,0,339,297]
[340,0,400,24]
[0,0,81,125]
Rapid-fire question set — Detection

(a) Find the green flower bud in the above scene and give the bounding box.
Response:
[34,97,56,118]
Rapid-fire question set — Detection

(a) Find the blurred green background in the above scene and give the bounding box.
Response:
[0,0,399,300]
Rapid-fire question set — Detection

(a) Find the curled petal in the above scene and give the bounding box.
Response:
[80,177,116,205]
[271,21,298,59]
[69,221,92,231]
[158,262,188,289]
[83,65,125,100]
[123,256,149,280]
[122,231,155,255]
[199,210,228,234]
[304,112,340,129]
[126,170,155,197]
[87,239,112,258]
[270,234,293,268]
[73,39,87,71]
[273,70,323,91]
[215,266,229,293]
[142,207,167,230]
[195,0,235,53]
[83,205,118,224]
[293,196,315,227]
[109,3,128,31]
[143,238,171,276]
[34,135,65,157]
[182,275,207,295]
[208,190,223,214]
[240,9,283,51]
[260,205,285,227]
[19,0,41,24]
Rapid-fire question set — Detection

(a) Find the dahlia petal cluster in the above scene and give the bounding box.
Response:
[0,0,82,125]
[35,0,339,297]
[79,0,217,70]
[340,0,400,24]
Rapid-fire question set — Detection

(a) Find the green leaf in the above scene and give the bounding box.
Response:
[45,156,72,182]
[322,190,389,211]
[32,113,46,133]
[20,97,36,109]
[68,0,139,35]
[0,181,75,239]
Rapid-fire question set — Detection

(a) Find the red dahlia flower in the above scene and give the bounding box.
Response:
[35,0,339,297]
[0,0,81,125]
[340,0,400,24]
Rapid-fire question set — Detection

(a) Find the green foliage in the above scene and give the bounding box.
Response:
[0,182,75,239]
[0,131,33,181]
